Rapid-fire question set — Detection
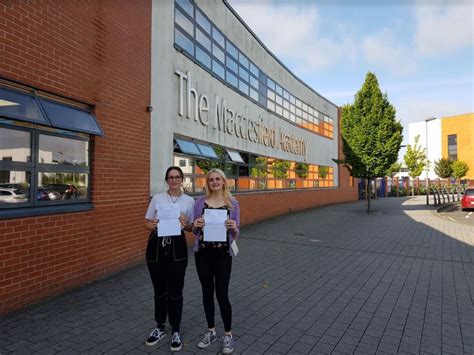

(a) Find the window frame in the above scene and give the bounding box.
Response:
[0,121,92,212]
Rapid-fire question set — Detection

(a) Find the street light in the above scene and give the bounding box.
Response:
[425,117,436,205]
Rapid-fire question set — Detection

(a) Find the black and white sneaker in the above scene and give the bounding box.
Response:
[222,334,235,354]
[146,327,165,346]
[197,330,217,348]
[170,332,183,351]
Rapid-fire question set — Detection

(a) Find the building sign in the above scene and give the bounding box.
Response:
[175,70,307,159]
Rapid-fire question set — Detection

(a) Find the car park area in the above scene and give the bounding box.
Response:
[437,204,474,227]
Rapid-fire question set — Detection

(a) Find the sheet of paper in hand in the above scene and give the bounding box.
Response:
[203,208,227,242]
[157,203,181,237]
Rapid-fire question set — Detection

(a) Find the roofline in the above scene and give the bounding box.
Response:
[222,0,339,110]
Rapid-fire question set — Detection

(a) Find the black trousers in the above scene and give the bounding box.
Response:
[146,234,187,333]
[195,247,233,332]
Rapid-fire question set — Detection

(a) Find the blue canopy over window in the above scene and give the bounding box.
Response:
[175,138,202,156]
[0,87,49,125]
[196,143,218,159]
[39,98,103,136]
[227,150,245,163]
[0,86,103,136]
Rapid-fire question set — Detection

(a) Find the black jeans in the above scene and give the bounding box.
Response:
[146,234,188,333]
[195,247,233,332]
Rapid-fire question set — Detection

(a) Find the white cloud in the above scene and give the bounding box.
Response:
[363,29,417,75]
[229,1,348,73]
[415,2,474,56]
[395,96,471,129]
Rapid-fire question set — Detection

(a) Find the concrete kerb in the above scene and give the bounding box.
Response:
[436,203,458,213]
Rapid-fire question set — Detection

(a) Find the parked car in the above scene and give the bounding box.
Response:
[0,183,28,193]
[0,188,28,203]
[44,184,80,199]
[37,188,61,201]
[461,187,474,211]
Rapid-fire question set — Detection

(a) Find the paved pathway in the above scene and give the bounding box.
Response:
[1,196,473,354]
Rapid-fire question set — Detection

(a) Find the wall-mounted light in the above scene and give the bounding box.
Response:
[146,106,153,113]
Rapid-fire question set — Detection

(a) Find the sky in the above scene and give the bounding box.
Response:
[229,0,473,145]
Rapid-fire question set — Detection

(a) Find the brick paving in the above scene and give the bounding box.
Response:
[1,196,473,354]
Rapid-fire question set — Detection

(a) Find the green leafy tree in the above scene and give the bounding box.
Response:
[452,159,469,183]
[434,158,453,178]
[319,166,329,185]
[270,160,290,178]
[334,72,403,213]
[403,135,427,197]
[386,162,402,178]
[295,162,309,179]
[250,157,267,178]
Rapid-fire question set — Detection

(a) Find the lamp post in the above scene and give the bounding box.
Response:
[425,117,436,205]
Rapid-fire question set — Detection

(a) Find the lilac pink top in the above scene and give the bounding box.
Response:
[192,196,240,256]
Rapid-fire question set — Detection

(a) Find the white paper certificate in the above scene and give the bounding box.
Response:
[203,209,227,242]
[157,203,181,237]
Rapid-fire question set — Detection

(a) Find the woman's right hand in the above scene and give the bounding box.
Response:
[145,218,159,231]
[193,217,205,228]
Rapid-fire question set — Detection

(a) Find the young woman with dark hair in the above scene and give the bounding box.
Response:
[144,166,194,351]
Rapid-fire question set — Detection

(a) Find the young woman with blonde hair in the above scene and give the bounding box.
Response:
[192,168,240,354]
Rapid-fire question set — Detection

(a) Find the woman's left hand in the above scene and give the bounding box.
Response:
[225,219,238,232]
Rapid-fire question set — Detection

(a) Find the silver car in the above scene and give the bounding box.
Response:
[0,188,28,203]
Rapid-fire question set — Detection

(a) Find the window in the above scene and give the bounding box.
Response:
[175,7,194,35]
[448,134,457,160]
[212,60,225,80]
[212,28,225,48]
[226,55,238,74]
[0,85,100,215]
[175,28,194,56]
[196,28,211,51]
[195,9,210,34]
[226,40,238,59]
[212,43,225,63]
[196,46,211,69]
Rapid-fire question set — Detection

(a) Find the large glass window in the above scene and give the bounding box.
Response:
[172,137,334,193]
[0,84,101,214]
[0,122,91,209]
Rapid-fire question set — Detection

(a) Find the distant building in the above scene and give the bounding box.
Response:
[408,113,474,179]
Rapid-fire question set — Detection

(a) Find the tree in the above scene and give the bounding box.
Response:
[295,162,309,179]
[386,162,402,178]
[452,160,469,201]
[403,135,427,197]
[452,159,469,183]
[269,160,290,178]
[434,158,453,178]
[319,166,329,186]
[335,72,403,213]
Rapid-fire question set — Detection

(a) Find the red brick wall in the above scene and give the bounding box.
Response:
[0,0,152,314]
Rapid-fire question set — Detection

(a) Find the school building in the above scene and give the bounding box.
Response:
[408,113,474,179]
[0,0,357,315]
